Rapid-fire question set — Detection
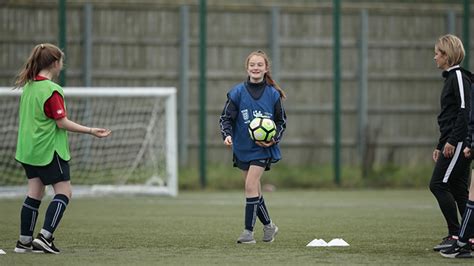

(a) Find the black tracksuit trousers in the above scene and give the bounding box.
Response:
[429,142,471,236]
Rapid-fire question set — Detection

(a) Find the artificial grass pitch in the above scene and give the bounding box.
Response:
[0,190,462,265]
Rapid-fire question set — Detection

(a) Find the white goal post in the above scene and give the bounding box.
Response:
[0,87,178,197]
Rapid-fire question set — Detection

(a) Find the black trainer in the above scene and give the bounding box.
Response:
[433,236,457,251]
[14,240,44,253]
[440,241,472,258]
[32,233,60,254]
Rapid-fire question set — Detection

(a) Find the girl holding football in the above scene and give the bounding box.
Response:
[13,43,111,254]
[219,50,287,243]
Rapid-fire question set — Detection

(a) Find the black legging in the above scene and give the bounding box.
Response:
[429,145,470,236]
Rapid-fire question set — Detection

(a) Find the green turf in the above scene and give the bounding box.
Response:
[0,190,472,265]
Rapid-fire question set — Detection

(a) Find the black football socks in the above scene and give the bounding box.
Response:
[20,196,41,243]
[41,194,69,238]
[245,197,259,231]
[458,200,474,244]
[257,196,271,226]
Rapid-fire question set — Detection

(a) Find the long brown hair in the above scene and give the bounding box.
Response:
[14,43,64,88]
[245,50,286,99]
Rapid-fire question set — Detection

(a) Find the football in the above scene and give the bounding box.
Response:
[248,117,276,142]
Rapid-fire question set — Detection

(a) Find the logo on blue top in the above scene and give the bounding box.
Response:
[241,109,249,121]
[252,110,263,118]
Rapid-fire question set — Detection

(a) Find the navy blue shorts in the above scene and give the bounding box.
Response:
[21,153,70,185]
[233,155,271,171]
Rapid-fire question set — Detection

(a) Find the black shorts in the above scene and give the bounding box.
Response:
[233,155,272,171]
[21,153,70,185]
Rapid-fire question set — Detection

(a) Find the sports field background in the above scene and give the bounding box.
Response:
[2,1,469,168]
[0,190,470,265]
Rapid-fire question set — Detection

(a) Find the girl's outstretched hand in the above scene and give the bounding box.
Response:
[91,128,111,138]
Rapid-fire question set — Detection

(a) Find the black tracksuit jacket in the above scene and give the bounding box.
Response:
[436,66,472,150]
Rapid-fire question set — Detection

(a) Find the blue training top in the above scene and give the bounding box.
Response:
[227,82,282,163]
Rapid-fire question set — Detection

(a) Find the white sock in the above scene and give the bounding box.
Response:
[19,235,32,244]
[40,229,52,239]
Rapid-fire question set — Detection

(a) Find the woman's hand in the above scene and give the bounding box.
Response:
[463,146,471,158]
[443,143,455,158]
[433,149,440,162]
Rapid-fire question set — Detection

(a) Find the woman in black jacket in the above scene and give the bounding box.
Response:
[430,34,472,253]
[440,81,474,259]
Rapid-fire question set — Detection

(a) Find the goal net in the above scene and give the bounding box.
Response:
[0,87,177,197]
